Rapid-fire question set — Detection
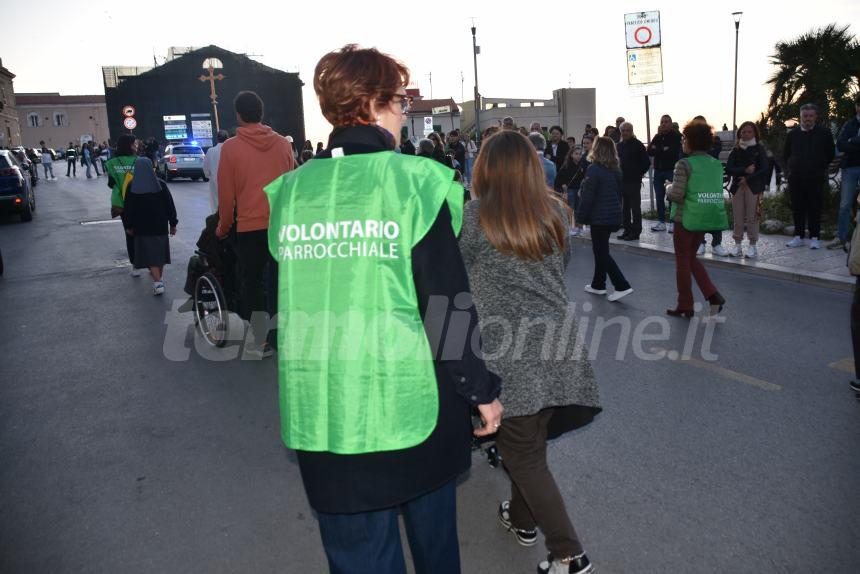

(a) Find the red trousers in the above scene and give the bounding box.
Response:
[673,224,718,310]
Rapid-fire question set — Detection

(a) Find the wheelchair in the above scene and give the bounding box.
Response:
[184,234,240,348]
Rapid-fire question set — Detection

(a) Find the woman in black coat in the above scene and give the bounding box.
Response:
[724,121,769,258]
[576,136,633,301]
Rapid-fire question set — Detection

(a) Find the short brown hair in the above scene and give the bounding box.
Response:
[472,130,568,261]
[314,44,410,127]
[682,120,714,153]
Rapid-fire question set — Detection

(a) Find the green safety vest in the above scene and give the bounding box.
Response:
[105,156,137,208]
[670,155,729,231]
[265,152,463,455]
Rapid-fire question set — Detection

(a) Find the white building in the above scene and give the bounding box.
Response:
[403,91,461,142]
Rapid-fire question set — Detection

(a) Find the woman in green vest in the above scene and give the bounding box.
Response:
[264,44,502,574]
[105,135,140,276]
[666,120,728,317]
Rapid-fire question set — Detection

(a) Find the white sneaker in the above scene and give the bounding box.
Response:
[608,288,633,302]
[153,281,165,295]
[810,238,820,250]
[712,245,728,257]
[667,222,674,234]
[569,227,581,237]
[746,244,757,258]
[696,244,705,256]
[584,285,607,295]
[651,222,667,232]
[130,267,141,277]
[730,244,743,257]
[786,236,804,248]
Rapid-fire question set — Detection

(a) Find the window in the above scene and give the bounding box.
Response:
[27,112,41,128]
[54,112,67,127]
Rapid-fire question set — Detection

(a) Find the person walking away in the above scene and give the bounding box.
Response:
[216,91,295,358]
[546,126,570,171]
[399,128,416,156]
[106,135,141,276]
[462,129,601,574]
[616,122,650,240]
[577,136,634,302]
[784,103,836,250]
[99,143,110,173]
[65,142,77,177]
[528,132,557,189]
[264,44,502,574]
[203,130,229,214]
[647,114,682,231]
[831,94,860,251]
[665,120,727,317]
[122,157,177,295]
[725,122,769,258]
[83,142,94,179]
[40,144,55,180]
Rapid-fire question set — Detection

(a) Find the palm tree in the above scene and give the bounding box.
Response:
[764,24,860,127]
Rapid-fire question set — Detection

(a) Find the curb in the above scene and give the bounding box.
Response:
[571,236,854,292]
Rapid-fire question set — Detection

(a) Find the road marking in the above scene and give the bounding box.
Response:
[828,358,854,374]
[80,219,121,225]
[650,347,782,392]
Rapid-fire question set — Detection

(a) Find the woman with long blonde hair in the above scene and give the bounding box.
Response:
[460,130,601,574]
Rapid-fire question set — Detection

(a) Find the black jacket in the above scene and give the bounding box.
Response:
[122,181,178,236]
[725,144,770,195]
[554,158,588,193]
[783,125,835,179]
[546,139,570,171]
[837,117,860,169]
[576,163,623,227]
[617,137,650,182]
[648,130,682,171]
[296,125,500,514]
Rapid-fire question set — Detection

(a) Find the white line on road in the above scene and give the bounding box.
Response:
[80,219,122,225]
[650,347,782,392]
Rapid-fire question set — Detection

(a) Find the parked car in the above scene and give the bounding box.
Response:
[11,150,38,188]
[157,144,207,182]
[0,150,36,222]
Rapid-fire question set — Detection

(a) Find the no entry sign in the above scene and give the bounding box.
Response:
[624,11,661,48]
[123,117,137,130]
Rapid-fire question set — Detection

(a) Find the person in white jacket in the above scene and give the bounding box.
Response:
[202,130,229,214]
[40,142,56,181]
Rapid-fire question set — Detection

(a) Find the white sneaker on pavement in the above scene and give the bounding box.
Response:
[786,236,804,248]
[730,244,743,257]
[713,245,729,257]
[696,244,705,256]
[153,281,165,295]
[130,267,141,277]
[746,244,757,258]
[607,288,633,302]
[667,222,674,234]
[584,285,607,295]
[651,222,667,232]
[569,227,581,237]
[810,238,821,250]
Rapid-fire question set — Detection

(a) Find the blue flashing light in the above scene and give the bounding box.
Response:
[190,140,198,146]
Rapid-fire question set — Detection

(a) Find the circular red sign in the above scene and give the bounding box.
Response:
[634,26,653,45]
[122,105,136,118]
[123,117,137,130]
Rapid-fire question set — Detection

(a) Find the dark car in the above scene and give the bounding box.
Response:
[157,144,208,182]
[0,150,36,222]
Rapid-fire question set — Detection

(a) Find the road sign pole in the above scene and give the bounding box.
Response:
[645,94,654,211]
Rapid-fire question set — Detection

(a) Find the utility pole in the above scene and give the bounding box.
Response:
[427,72,433,99]
[471,21,481,144]
[460,71,464,104]
[732,12,743,140]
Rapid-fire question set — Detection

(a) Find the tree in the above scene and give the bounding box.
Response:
[764,24,860,128]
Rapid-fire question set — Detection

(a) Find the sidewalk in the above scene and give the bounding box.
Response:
[571,219,854,291]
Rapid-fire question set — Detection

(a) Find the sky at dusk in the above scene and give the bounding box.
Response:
[3,0,858,144]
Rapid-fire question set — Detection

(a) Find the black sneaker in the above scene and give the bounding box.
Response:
[498,501,538,547]
[850,380,860,393]
[537,553,594,574]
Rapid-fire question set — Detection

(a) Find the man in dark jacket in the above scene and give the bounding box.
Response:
[446,130,466,173]
[616,122,650,240]
[546,125,570,170]
[831,94,860,249]
[783,103,836,249]
[647,114,682,230]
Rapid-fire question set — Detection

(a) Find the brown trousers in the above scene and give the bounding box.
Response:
[495,408,584,558]
[732,181,760,244]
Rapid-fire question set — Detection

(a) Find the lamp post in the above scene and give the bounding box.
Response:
[732,11,743,140]
[471,23,481,144]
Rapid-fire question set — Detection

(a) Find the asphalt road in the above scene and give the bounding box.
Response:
[1,173,858,574]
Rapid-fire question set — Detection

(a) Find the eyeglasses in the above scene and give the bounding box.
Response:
[392,95,410,115]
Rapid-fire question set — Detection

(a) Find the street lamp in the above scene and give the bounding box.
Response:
[471,23,481,144]
[732,11,743,139]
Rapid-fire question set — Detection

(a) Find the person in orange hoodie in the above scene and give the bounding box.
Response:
[216,90,295,357]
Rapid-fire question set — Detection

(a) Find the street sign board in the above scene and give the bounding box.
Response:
[423,116,433,135]
[122,105,136,117]
[163,115,187,140]
[123,117,137,130]
[627,47,663,85]
[624,11,661,48]
[431,105,452,115]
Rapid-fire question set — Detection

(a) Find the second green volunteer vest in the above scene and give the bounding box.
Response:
[105,155,137,208]
[671,154,729,231]
[265,152,463,455]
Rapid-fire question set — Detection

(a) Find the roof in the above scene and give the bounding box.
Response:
[408,98,459,115]
[16,94,105,106]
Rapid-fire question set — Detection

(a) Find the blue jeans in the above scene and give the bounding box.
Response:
[653,169,674,223]
[838,167,860,241]
[317,480,460,574]
[465,157,474,184]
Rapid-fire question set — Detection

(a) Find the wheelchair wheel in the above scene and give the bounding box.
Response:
[194,272,229,347]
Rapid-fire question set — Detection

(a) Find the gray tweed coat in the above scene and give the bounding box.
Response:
[459,200,601,421]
